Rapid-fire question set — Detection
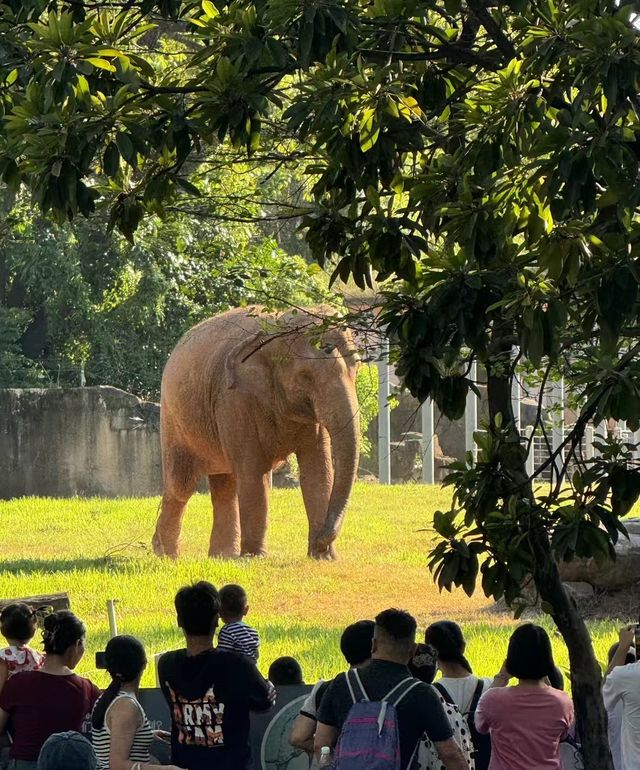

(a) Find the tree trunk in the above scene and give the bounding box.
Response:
[484,325,612,770]
[531,530,612,769]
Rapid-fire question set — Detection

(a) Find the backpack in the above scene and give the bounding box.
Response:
[434,680,490,770]
[413,689,474,770]
[333,668,421,770]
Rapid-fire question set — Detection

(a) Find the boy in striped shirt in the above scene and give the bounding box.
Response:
[217,584,260,662]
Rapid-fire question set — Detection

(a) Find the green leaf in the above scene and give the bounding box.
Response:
[359,108,380,153]
[103,142,120,177]
[202,0,218,18]
[84,58,117,72]
[116,132,136,167]
[175,177,202,197]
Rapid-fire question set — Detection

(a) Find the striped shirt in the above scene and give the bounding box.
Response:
[92,692,153,769]
[217,622,260,661]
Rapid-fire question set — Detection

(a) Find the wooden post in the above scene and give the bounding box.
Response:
[107,599,118,638]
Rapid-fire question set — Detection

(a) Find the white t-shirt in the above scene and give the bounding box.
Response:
[436,675,492,714]
[602,661,640,770]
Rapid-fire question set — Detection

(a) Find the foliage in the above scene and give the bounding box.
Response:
[0,187,328,398]
[0,306,44,386]
[355,364,379,458]
[2,0,640,760]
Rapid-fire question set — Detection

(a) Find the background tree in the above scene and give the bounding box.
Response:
[2,1,640,764]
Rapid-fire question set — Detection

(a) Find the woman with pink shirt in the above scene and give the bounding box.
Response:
[475,624,574,770]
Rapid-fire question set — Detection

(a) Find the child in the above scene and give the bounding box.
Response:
[216,584,260,662]
[0,602,44,695]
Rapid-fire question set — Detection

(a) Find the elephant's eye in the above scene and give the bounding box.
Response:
[323,343,336,354]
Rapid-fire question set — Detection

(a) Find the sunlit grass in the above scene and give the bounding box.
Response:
[0,484,629,688]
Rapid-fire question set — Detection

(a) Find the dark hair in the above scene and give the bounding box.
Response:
[0,603,37,643]
[608,642,636,666]
[175,581,220,636]
[42,611,85,655]
[506,623,555,680]
[547,665,565,690]
[268,656,303,686]
[219,584,247,618]
[340,620,375,666]
[409,643,438,684]
[425,620,473,674]
[92,636,147,730]
[374,608,417,654]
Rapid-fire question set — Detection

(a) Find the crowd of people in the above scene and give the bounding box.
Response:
[0,582,636,770]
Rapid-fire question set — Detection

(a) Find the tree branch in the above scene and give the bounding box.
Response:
[466,0,517,62]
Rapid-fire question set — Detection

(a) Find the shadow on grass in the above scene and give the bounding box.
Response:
[0,555,133,576]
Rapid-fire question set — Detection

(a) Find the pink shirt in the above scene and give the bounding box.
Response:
[475,685,574,769]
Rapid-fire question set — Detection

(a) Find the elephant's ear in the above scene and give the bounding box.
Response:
[225,331,272,398]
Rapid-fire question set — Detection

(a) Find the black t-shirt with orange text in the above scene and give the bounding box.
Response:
[158,647,273,770]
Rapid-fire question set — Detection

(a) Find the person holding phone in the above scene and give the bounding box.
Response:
[603,624,640,770]
[91,635,184,770]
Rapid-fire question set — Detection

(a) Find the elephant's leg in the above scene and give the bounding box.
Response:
[297,424,336,560]
[237,473,270,557]
[153,448,199,558]
[208,474,241,558]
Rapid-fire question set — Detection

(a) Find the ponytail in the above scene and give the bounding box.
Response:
[92,676,124,730]
[91,636,147,731]
[425,620,473,674]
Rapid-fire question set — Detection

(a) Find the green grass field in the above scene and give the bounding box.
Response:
[0,484,627,688]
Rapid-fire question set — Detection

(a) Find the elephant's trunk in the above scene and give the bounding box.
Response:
[314,379,360,556]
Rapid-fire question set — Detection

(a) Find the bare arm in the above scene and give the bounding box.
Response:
[434,738,468,770]
[313,722,338,758]
[606,627,635,678]
[107,699,183,770]
[289,714,317,753]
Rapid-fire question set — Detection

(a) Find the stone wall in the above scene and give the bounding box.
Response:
[0,383,542,498]
[0,387,162,498]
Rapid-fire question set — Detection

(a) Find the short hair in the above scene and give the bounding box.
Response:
[374,608,417,654]
[409,643,438,684]
[175,582,220,636]
[42,611,85,655]
[268,656,303,686]
[0,603,37,643]
[506,623,555,680]
[340,620,374,666]
[219,584,248,617]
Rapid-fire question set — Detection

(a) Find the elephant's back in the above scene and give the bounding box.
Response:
[161,308,265,419]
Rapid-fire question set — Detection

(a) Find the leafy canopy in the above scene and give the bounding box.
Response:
[3,0,640,602]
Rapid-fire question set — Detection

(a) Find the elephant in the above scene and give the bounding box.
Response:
[152,306,361,559]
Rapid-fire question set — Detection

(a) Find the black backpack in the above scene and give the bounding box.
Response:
[434,680,491,770]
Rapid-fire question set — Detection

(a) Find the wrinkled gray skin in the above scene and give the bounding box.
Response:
[152,306,360,559]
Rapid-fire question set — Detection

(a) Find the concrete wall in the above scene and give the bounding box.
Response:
[0,387,162,498]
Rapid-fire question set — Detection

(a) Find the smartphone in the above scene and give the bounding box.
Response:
[95,651,107,669]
